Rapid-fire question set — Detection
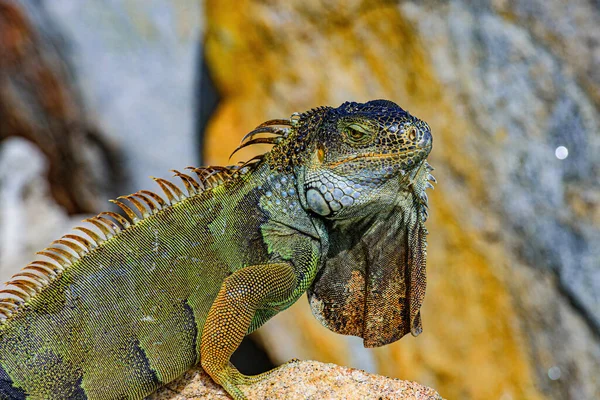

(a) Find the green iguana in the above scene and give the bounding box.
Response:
[0,100,434,400]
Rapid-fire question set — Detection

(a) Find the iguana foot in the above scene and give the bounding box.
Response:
[202,362,248,400]
[205,360,299,399]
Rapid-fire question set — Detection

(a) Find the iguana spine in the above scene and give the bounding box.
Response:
[0,121,292,320]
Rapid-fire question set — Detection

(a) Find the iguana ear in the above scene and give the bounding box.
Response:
[308,206,426,347]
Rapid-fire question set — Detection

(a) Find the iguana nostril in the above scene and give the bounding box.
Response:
[408,127,417,141]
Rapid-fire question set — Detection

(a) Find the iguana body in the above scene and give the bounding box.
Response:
[0,100,434,399]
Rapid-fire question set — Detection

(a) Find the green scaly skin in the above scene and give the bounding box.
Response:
[0,100,434,400]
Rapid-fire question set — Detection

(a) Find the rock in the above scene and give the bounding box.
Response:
[21,0,204,192]
[0,0,120,213]
[202,1,600,399]
[150,361,443,400]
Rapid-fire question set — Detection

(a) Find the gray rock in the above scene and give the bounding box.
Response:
[401,2,600,398]
[18,0,204,192]
[403,0,600,332]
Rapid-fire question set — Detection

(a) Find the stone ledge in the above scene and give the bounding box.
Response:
[150,360,443,400]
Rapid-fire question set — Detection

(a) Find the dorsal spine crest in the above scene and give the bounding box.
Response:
[0,117,295,323]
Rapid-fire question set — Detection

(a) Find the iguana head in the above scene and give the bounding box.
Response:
[293,100,432,218]
[271,100,434,347]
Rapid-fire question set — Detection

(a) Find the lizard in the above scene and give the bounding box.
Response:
[0,99,434,400]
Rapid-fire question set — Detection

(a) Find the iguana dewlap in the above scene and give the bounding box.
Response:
[0,100,434,400]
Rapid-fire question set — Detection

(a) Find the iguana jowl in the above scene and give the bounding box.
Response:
[0,100,434,399]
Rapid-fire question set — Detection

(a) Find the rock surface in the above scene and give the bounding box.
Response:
[150,361,443,400]
[203,1,600,399]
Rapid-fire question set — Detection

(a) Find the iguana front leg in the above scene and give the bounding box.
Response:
[200,263,298,400]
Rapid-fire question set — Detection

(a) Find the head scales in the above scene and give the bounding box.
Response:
[266,100,430,174]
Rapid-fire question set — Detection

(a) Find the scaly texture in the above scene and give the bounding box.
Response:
[0,100,434,399]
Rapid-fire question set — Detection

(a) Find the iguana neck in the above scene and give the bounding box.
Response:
[325,160,431,238]
[307,162,433,346]
[250,162,324,242]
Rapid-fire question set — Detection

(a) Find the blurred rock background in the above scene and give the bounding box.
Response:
[0,1,599,399]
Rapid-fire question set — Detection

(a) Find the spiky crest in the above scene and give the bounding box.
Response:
[0,118,293,323]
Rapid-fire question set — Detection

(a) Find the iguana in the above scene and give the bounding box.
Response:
[0,99,434,400]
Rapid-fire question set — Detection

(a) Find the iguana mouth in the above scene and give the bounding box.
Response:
[327,151,417,168]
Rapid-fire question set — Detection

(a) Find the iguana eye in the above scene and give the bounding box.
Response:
[345,124,371,144]
[408,126,418,141]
